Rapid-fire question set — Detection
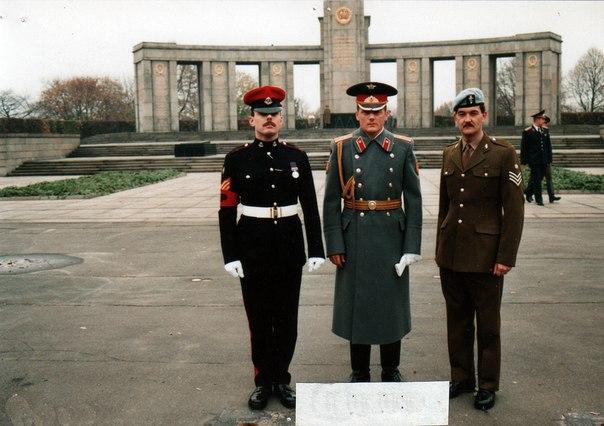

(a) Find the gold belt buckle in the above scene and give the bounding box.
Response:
[368,200,377,210]
[272,206,280,219]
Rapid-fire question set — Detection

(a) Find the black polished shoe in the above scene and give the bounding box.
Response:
[525,194,533,203]
[248,385,271,410]
[349,370,371,383]
[550,196,561,203]
[381,369,403,382]
[474,388,496,411]
[449,381,475,399]
[537,202,544,206]
[273,383,296,409]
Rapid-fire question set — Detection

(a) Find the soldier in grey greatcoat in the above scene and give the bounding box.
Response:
[323,82,423,383]
[436,88,524,411]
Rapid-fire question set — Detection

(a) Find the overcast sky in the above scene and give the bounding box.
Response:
[1,0,603,113]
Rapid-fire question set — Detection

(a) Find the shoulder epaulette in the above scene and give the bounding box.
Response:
[334,133,353,143]
[393,134,413,143]
[524,126,533,131]
[281,140,304,152]
[228,143,253,155]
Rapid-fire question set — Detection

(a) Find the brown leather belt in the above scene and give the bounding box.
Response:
[344,199,402,211]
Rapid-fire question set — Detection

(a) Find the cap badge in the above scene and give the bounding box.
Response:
[366,83,377,90]
[363,95,379,103]
[468,94,475,104]
[264,97,273,105]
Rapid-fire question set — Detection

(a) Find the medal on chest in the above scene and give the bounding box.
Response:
[290,162,299,179]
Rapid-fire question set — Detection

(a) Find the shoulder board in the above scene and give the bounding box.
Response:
[280,141,304,152]
[524,126,533,131]
[490,137,512,147]
[334,133,353,143]
[447,138,461,147]
[393,134,413,143]
[228,143,253,155]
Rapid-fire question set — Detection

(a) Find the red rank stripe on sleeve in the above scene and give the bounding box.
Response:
[220,177,238,207]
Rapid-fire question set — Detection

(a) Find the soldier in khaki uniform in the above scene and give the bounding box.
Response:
[323,82,423,383]
[435,88,524,411]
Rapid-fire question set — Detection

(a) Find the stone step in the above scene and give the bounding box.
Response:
[10,150,604,176]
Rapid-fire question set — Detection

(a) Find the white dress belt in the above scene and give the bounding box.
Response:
[241,204,298,219]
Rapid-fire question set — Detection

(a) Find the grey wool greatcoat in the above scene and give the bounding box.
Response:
[323,128,423,345]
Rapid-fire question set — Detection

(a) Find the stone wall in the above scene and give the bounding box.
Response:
[0,134,80,176]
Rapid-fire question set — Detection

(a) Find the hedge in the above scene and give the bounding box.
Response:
[0,118,81,134]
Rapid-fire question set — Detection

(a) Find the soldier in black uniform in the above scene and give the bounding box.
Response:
[524,114,561,203]
[218,85,325,410]
[520,110,553,206]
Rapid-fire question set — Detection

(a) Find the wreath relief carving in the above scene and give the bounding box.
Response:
[467,58,478,70]
[154,63,165,76]
[527,55,539,68]
[214,64,224,76]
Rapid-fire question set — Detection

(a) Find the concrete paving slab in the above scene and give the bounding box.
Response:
[0,170,603,425]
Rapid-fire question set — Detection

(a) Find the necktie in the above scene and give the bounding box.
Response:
[462,144,473,168]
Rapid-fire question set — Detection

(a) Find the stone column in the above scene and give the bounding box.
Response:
[200,61,213,132]
[542,50,560,125]
[523,51,543,124]
[151,60,172,132]
[210,61,230,131]
[320,0,368,114]
[401,58,422,128]
[228,62,238,131]
[481,54,493,127]
[514,52,525,126]
[135,59,153,133]
[421,57,432,128]
[169,61,179,132]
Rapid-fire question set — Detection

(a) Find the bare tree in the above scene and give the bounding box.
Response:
[294,97,309,119]
[177,65,199,120]
[38,77,134,120]
[434,101,453,116]
[236,71,258,119]
[565,47,604,112]
[0,90,37,118]
[496,57,516,118]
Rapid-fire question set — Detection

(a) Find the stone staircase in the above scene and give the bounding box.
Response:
[9,127,604,176]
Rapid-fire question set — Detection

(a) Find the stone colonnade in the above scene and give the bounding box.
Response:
[133,2,561,132]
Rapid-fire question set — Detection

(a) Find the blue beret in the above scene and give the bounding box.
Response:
[453,88,485,110]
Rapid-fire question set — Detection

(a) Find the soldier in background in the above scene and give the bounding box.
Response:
[218,85,325,410]
[520,110,553,206]
[524,114,561,203]
[323,82,423,384]
[436,87,524,411]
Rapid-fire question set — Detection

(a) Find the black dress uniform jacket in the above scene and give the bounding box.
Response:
[219,138,325,273]
[520,126,552,165]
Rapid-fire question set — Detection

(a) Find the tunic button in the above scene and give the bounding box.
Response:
[274,220,277,224]
[246,175,251,179]
[273,202,278,206]
[360,212,365,217]
[389,168,394,173]
[270,167,274,172]
[460,203,464,208]
[355,154,360,159]
[460,188,465,192]
[271,184,275,189]
[484,172,489,176]
[458,219,463,223]
[359,197,364,201]
[357,183,363,188]
[272,141,277,147]
[388,182,393,187]
[386,212,391,216]
[356,168,361,173]
[461,173,465,178]
[390,153,395,158]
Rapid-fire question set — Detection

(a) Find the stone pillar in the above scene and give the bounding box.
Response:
[228,62,238,131]
[522,51,543,125]
[200,61,213,132]
[514,52,525,126]
[481,54,494,127]
[542,50,560,125]
[210,61,230,131]
[320,0,368,114]
[400,58,422,128]
[421,57,432,128]
[135,59,153,132]
[151,60,172,132]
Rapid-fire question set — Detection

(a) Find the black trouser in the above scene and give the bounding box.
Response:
[350,340,401,372]
[527,163,556,201]
[240,265,303,386]
[525,163,547,203]
[440,267,504,391]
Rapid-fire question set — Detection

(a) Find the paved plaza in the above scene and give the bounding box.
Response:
[1,170,603,425]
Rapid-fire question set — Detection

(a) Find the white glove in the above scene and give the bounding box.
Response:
[224,260,244,278]
[395,254,422,277]
[308,257,325,272]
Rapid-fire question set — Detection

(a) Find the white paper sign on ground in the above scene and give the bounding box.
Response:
[296,381,448,426]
